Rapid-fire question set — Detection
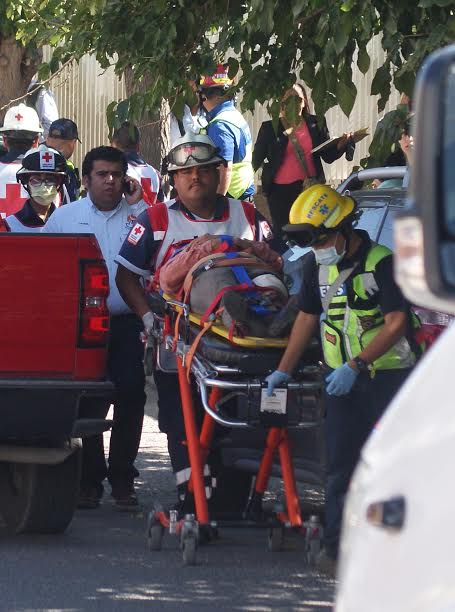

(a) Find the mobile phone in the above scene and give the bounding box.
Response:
[123,179,133,195]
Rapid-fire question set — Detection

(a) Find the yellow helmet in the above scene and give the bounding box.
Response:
[282,184,357,246]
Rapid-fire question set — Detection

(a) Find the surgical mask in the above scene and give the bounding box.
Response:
[29,184,58,205]
[312,237,346,265]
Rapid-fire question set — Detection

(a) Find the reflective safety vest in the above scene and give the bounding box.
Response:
[319,243,420,372]
[206,109,254,199]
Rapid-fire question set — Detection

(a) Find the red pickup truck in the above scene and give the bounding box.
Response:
[0,231,113,534]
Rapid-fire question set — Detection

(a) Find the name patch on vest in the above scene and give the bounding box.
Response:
[320,284,346,298]
[325,331,337,345]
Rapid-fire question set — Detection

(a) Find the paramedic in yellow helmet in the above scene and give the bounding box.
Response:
[266,184,422,576]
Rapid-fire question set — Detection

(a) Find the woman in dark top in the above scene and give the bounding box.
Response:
[253,84,350,239]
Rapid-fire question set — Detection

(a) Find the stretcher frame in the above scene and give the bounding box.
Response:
[146,294,324,565]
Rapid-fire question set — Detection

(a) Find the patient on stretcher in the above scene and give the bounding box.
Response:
[159,235,299,338]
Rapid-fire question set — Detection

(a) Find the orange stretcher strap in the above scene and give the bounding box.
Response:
[185,307,224,381]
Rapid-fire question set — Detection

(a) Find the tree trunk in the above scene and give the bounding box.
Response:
[0,38,42,122]
[124,68,169,172]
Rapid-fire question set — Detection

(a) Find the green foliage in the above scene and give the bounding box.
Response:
[362,104,410,168]
[2,0,455,139]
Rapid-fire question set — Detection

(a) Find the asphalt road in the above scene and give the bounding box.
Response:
[0,381,335,612]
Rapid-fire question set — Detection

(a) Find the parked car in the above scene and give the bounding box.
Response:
[335,44,455,611]
[337,167,454,346]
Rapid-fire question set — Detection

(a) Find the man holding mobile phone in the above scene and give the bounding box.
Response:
[42,146,149,512]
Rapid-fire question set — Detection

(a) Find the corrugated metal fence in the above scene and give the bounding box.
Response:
[45,37,399,185]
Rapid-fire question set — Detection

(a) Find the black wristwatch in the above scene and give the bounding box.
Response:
[353,356,369,373]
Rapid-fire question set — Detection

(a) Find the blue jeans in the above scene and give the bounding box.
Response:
[324,368,411,558]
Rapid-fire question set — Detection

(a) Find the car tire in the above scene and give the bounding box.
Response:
[0,447,82,534]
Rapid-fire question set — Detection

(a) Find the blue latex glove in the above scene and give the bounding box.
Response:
[325,363,358,396]
[265,370,292,397]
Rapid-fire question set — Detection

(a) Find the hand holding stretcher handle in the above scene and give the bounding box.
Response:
[265,369,292,397]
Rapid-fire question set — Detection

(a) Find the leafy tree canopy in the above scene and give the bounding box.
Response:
[7,0,455,161]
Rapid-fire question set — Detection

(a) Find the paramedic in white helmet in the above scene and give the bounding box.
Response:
[0,103,42,218]
[115,132,285,516]
[5,145,68,232]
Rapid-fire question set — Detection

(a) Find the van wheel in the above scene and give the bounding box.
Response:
[0,448,81,534]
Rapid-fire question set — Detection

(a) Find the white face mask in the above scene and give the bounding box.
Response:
[29,184,58,206]
[312,235,346,265]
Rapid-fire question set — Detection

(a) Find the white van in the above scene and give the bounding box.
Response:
[336,44,455,612]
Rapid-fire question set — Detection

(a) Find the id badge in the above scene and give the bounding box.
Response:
[260,388,287,415]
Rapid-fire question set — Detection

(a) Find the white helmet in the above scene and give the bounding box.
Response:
[252,274,289,299]
[166,132,224,172]
[0,103,42,134]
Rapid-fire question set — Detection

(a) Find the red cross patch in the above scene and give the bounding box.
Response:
[127,222,145,245]
[40,150,55,169]
[15,113,23,122]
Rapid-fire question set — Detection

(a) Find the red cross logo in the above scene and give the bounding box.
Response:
[134,225,143,235]
[15,113,23,122]
[183,146,196,154]
[0,183,27,216]
[42,152,53,163]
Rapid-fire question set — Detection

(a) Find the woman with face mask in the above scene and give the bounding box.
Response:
[5,144,68,232]
[265,184,423,577]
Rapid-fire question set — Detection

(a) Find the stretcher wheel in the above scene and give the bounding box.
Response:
[182,532,197,565]
[146,511,164,551]
[267,527,284,552]
[180,515,198,565]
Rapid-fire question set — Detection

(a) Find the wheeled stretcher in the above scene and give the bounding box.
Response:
[145,291,324,565]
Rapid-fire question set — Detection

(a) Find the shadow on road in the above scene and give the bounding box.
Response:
[0,386,335,612]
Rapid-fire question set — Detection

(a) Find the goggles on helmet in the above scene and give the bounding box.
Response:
[167,141,220,167]
[284,225,334,248]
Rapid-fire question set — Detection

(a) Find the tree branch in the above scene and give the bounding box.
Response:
[0,56,75,111]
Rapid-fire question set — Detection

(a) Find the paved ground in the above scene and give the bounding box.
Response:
[0,380,336,612]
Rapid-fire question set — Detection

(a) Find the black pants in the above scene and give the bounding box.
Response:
[153,369,202,473]
[153,368,224,499]
[80,314,146,488]
[324,368,411,558]
[267,181,303,239]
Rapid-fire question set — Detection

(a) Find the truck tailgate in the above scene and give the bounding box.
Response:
[0,234,104,378]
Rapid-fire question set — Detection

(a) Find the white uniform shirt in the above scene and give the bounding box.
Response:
[169,105,207,146]
[34,89,59,138]
[42,195,148,315]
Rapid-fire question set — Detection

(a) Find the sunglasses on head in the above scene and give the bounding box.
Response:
[168,142,218,166]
